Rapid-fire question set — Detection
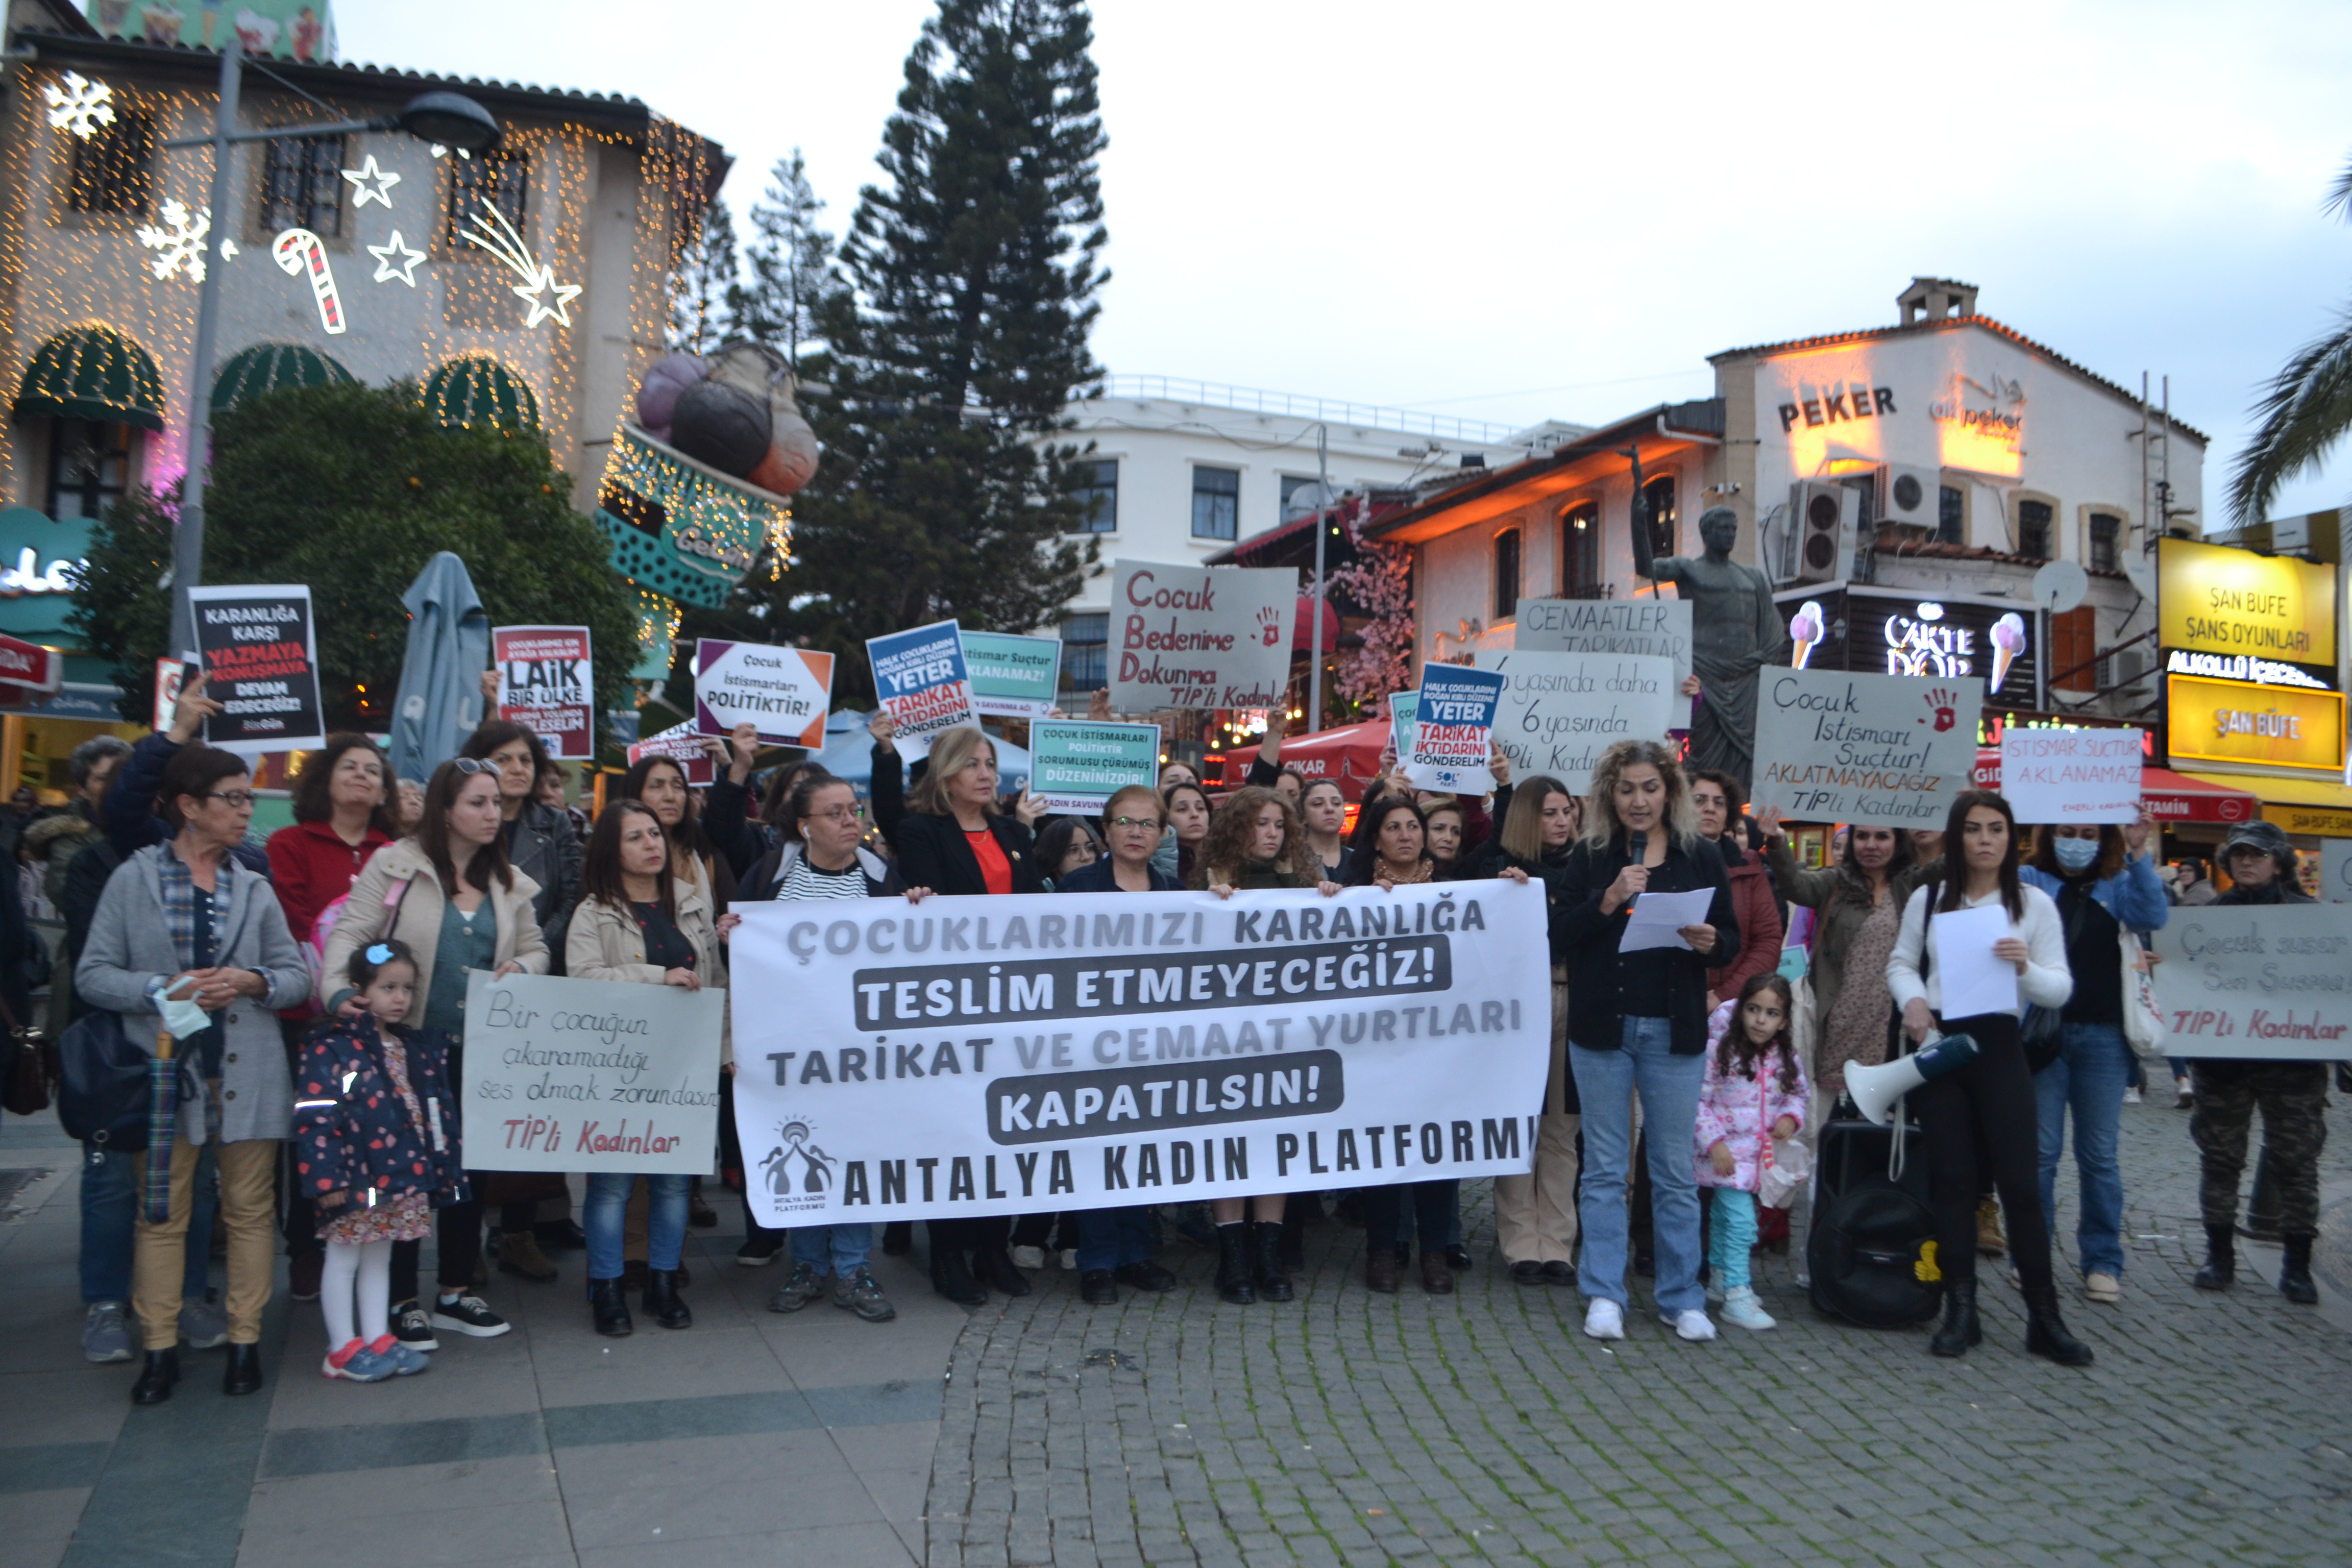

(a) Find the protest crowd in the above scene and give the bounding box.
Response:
[9,615,2338,1410]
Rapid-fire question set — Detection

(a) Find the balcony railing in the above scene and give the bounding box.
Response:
[1086,375,1533,449]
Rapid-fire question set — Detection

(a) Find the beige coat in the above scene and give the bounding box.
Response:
[565,885,732,1066]
[320,839,550,1025]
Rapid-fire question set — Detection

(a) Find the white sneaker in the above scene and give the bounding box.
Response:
[2122,1085,2143,1105]
[1582,1298,1626,1340]
[1661,1307,1718,1342]
[2084,1271,2122,1304]
[1704,1279,1726,1306]
[1010,1245,1045,1270]
[1058,1248,1078,1270]
[1720,1287,1776,1332]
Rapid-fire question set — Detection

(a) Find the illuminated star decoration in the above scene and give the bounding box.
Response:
[43,71,114,138]
[339,154,401,209]
[367,228,427,286]
[136,200,213,282]
[456,203,582,328]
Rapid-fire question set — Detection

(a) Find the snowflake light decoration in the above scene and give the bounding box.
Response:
[136,200,214,283]
[43,72,114,139]
[456,203,581,329]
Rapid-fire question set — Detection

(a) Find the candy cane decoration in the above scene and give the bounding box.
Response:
[271,227,346,335]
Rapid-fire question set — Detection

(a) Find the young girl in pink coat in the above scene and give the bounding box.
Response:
[1695,972,1809,1332]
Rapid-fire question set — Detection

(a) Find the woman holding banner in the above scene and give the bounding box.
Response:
[871,724,1046,1305]
[1886,790,2093,1365]
[1298,779,1352,884]
[1053,785,1183,1304]
[1162,782,1212,888]
[322,758,549,1353]
[730,771,920,1319]
[1194,787,1343,1304]
[566,800,727,1335]
[1555,741,1737,1343]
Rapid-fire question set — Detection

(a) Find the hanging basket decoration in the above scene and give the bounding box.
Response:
[594,422,790,609]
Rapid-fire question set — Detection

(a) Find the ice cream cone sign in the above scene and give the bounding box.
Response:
[1989,612,2027,694]
[1789,600,1826,670]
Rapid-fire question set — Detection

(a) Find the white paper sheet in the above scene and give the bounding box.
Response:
[1930,904,2019,1017]
[1618,887,1718,953]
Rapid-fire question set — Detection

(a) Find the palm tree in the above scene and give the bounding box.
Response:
[2231,157,2352,525]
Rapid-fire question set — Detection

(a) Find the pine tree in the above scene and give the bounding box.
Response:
[668,198,740,355]
[758,0,1109,698]
[733,150,835,370]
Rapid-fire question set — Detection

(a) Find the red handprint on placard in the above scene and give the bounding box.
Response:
[1923,686,1958,733]
[1258,606,1283,647]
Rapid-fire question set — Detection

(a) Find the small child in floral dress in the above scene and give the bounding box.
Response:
[293,942,466,1381]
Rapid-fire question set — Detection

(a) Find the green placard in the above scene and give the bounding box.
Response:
[1389,690,1419,759]
[961,630,1062,717]
[1029,720,1161,812]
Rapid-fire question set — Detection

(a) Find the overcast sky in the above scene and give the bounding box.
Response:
[336,0,2352,526]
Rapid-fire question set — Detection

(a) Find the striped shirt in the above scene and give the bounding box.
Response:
[777,854,869,903]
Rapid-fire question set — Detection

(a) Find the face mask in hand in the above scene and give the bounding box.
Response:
[2053,837,2100,873]
[157,979,210,1041]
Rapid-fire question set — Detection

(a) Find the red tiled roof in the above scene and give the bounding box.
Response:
[1708,314,2209,446]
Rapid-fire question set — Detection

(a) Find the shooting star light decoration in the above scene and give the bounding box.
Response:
[456,204,580,329]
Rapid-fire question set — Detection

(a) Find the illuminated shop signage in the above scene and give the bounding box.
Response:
[2164,649,2332,692]
[2158,537,2336,664]
[2166,674,2345,772]
[1775,588,2035,705]
[1776,384,1897,433]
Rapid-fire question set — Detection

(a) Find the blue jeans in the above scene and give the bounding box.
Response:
[1073,1206,1155,1272]
[791,1223,874,1277]
[585,1173,688,1280]
[2036,1020,2130,1279]
[1708,1188,1758,1292]
[1569,1017,1707,1313]
[82,1141,214,1305]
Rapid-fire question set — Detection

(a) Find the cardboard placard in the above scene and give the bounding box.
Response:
[2151,905,2352,1060]
[1028,720,1163,814]
[693,639,833,747]
[493,625,594,761]
[2323,838,2352,903]
[188,583,325,753]
[628,720,714,785]
[1474,651,1677,796]
[867,620,978,761]
[1750,667,1983,828]
[963,630,1063,720]
[1108,560,1295,713]
[1388,691,1418,761]
[1404,665,1506,792]
[1998,725,2143,824]
[1513,598,1695,729]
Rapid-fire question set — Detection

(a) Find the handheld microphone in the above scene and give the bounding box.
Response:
[1628,829,1648,865]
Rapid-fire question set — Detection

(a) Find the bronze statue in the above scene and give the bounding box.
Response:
[1631,499,1784,792]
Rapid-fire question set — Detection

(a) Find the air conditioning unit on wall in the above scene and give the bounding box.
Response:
[1877,463,1939,536]
[1788,481,1858,584]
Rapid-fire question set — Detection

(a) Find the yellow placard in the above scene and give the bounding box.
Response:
[2167,675,2345,772]
[2159,538,2337,664]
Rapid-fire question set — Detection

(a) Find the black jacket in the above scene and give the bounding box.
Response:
[1055,858,1181,894]
[736,841,905,902]
[2214,878,2314,906]
[870,739,1040,895]
[1555,833,1738,1056]
[504,800,583,954]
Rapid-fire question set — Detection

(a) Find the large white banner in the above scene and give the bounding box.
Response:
[1475,650,1676,795]
[461,971,727,1173]
[1750,668,1983,828]
[728,882,1553,1225]
[1108,560,1295,713]
[2151,905,2352,1061]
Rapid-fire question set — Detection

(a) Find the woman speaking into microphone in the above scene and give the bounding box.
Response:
[1885,789,2093,1366]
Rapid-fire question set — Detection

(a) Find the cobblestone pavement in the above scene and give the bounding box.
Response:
[927,1097,2352,1568]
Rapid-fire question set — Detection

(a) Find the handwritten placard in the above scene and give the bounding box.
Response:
[1999,726,2142,824]
[461,970,727,1173]
[2151,905,2352,1061]
[1750,667,1983,828]
[1474,651,1676,795]
[1513,598,1695,728]
[1107,560,1295,712]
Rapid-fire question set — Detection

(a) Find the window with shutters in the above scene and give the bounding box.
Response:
[1560,500,1603,597]
[2088,511,2121,573]
[66,109,156,214]
[261,133,346,236]
[2016,498,2054,559]
[1494,528,1522,619]
[2052,605,2096,694]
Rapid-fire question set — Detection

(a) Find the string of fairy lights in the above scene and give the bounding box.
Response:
[3,58,751,672]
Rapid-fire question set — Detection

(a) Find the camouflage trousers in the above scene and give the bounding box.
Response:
[2191,1060,2330,1237]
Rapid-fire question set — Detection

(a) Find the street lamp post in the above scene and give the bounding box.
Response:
[156,39,498,655]
[1306,423,1328,732]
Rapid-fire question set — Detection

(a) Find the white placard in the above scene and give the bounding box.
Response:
[460,970,727,1173]
[2324,838,2352,903]
[1999,726,2142,824]
[1474,651,1676,796]
[1513,598,1696,729]
[2152,905,2352,1060]
[1404,665,1505,792]
[1751,668,1984,828]
[727,882,1552,1224]
[1931,904,2020,1018]
[1108,560,1295,713]
[693,638,834,747]
[1619,887,1716,953]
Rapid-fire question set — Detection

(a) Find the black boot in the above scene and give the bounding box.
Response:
[2280,1235,2320,1305]
[2194,1224,2236,1290]
[1214,1223,1256,1305]
[2023,1286,2094,1366]
[1929,1276,1980,1358]
[930,1249,987,1307]
[882,1219,913,1256]
[223,1343,263,1396]
[973,1247,1031,1298]
[591,1276,634,1336]
[1252,1220,1294,1302]
[643,1268,693,1330]
[131,1347,179,1406]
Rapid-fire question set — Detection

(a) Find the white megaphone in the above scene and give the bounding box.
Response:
[1847,1032,1982,1126]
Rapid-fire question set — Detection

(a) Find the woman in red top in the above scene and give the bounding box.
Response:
[265,733,395,1301]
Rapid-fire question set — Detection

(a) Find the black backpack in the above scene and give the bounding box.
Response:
[56,1008,153,1150]
[1806,1106,1942,1327]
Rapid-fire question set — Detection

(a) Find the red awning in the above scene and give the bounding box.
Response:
[1210,718,1387,796]
[1970,750,2258,824]
[1293,597,1341,652]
